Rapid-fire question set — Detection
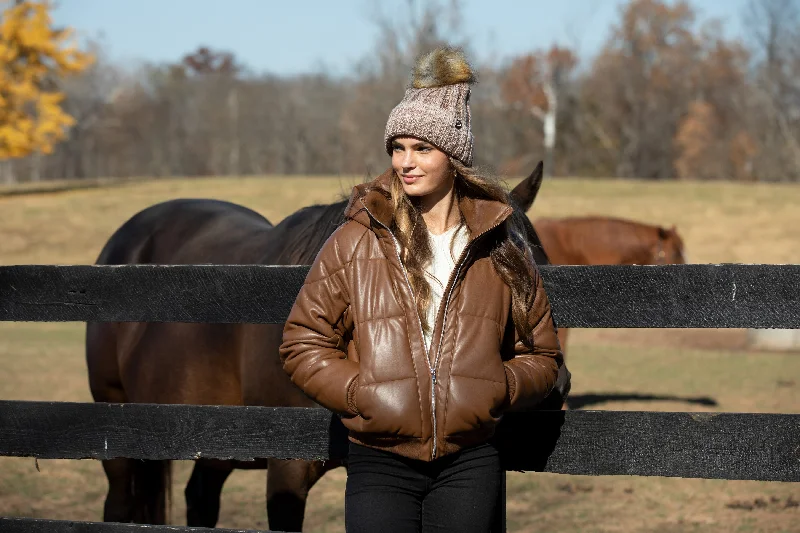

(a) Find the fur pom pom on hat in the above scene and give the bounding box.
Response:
[411,46,477,88]
[384,46,477,166]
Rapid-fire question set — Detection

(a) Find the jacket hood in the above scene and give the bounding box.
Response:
[344,167,513,241]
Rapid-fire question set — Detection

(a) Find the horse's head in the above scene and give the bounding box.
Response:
[652,225,687,264]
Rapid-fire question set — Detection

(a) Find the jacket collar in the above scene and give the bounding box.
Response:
[344,167,513,241]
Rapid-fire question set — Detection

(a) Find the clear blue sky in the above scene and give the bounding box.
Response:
[51,0,750,76]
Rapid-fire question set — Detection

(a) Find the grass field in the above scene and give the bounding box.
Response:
[1,174,799,532]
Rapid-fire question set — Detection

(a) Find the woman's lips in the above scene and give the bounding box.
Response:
[402,174,421,184]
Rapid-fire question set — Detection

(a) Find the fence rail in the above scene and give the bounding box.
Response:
[0,518,269,533]
[2,264,799,327]
[1,400,798,482]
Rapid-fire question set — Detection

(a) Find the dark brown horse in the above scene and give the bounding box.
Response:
[532,215,687,365]
[85,162,564,532]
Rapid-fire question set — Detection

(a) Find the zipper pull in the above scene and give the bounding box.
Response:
[431,369,436,384]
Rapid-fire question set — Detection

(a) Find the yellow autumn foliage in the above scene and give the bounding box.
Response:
[0,0,93,158]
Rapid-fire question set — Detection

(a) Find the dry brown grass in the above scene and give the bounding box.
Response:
[1,322,798,533]
[1,175,799,532]
[1,174,799,265]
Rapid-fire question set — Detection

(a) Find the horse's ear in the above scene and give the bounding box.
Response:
[509,160,544,212]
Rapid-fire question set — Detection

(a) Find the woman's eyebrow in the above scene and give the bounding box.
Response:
[393,141,430,148]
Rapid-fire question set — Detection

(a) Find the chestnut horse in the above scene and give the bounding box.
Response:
[532,215,687,361]
[85,162,567,532]
[533,216,686,267]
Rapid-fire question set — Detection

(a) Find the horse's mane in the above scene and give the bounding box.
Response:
[508,205,550,266]
[279,196,350,265]
[278,188,550,267]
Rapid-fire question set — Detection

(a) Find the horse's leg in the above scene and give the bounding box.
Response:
[100,451,171,524]
[117,322,241,526]
[184,459,235,527]
[266,458,335,532]
[238,324,316,531]
[238,324,344,531]
[100,458,135,522]
[132,459,172,524]
[87,321,142,523]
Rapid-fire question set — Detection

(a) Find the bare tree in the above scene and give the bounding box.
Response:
[5,0,800,183]
[743,0,800,180]
[495,47,577,178]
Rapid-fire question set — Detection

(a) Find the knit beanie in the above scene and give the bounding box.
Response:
[384,46,476,167]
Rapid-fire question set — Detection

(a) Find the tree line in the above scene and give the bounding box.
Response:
[2,0,800,183]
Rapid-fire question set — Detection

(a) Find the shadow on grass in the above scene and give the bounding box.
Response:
[567,392,718,410]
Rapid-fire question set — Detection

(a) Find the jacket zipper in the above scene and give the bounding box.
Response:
[429,248,467,459]
[428,217,507,459]
[361,198,510,461]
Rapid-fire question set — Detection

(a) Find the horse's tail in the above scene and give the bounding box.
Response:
[131,459,173,524]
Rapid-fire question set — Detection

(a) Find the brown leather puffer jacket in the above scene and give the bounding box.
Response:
[279,169,563,462]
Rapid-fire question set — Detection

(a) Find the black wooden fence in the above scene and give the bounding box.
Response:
[1,263,799,533]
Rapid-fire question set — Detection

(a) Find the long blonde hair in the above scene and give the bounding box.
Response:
[386,158,539,347]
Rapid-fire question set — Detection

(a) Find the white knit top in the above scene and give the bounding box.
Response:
[422,223,469,351]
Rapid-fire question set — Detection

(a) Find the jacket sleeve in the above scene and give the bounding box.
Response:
[279,230,360,417]
[502,264,563,411]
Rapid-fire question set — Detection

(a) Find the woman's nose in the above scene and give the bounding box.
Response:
[401,150,414,169]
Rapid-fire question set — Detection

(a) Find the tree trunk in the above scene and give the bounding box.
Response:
[228,87,240,176]
[542,82,558,178]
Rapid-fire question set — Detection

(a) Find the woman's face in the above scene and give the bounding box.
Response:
[391,136,455,199]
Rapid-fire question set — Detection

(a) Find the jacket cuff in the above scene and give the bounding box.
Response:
[346,374,360,416]
[503,365,517,404]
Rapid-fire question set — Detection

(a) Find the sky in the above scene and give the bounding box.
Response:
[51,0,752,77]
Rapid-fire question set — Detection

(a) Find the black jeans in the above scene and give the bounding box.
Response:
[344,441,503,533]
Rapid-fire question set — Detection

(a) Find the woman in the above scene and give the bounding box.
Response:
[279,46,564,532]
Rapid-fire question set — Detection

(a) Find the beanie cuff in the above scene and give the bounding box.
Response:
[384,86,474,167]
